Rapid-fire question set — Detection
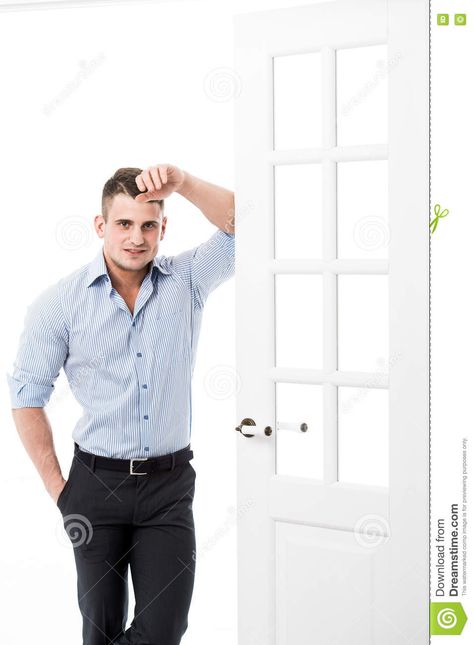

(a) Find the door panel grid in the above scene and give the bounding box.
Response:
[271,42,389,486]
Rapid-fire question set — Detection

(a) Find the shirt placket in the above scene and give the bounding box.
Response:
[109,274,154,456]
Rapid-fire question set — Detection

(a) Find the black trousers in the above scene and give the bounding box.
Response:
[57,443,196,645]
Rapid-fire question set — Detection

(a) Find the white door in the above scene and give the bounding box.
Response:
[233,1,430,644]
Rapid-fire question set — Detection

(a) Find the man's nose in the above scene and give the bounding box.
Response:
[129,228,145,245]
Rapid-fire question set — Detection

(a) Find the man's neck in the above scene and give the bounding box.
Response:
[104,254,151,292]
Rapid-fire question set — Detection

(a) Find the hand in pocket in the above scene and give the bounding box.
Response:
[54,478,67,505]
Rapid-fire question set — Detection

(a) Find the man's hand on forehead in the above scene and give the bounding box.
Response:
[135,164,186,202]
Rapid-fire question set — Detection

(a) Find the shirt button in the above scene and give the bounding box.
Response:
[142,384,148,389]
[144,447,149,452]
[132,321,136,326]
[137,352,142,357]
[144,415,149,420]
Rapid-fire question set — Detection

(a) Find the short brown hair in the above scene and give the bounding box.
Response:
[101,167,165,222]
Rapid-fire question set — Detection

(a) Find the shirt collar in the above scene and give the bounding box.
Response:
[86,246,171,288]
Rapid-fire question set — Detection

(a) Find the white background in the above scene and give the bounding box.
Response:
[0,1,322,644]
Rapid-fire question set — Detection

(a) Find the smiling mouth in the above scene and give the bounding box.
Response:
[125,249,146,255]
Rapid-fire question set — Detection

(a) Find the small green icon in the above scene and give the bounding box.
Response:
[455,14,467,26]
[437,14,449,25]
[430,203,449,234]
[430,602,468,635]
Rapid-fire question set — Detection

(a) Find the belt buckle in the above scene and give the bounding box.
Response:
[130,458,148,475]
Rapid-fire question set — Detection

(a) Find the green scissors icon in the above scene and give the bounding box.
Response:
[430,204,449,234]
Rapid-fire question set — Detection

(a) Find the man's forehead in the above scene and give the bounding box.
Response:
[108,194,162,220]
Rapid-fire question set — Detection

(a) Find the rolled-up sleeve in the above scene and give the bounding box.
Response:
[6,282,69,408]
[190,229,235,308]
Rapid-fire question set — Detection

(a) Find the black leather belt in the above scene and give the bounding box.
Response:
[73,442,193,475]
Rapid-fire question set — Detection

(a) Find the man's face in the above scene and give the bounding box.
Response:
[94,193,167,275]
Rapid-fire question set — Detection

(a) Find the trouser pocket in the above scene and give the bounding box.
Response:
[56,457,77,511]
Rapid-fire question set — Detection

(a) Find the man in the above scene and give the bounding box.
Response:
[6,163,235,644]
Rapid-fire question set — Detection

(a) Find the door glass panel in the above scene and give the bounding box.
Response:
[275,382,323,479]
[337,160,389,259]
[338,275,388,372]
[275,274,323,369]
[338,386,389,486]
[274,163,323,259]
[273,52,322,150]
[336,44,388,146]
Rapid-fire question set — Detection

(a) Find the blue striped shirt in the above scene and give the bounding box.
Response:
[6,228,235,458]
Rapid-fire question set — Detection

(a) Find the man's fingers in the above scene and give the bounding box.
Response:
[136,175,147,192]
[149,167,162,192]
[158,166,168,185]
[144,169,156,192]
[136,165,169,196]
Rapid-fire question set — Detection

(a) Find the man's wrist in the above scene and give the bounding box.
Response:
[175,171,197,200]
[46,474,66,497]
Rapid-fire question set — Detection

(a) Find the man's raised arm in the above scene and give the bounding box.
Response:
[134,164,235,235]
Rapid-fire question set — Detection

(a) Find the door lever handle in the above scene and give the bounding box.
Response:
[235,417,257,437]
[235,418,273,437]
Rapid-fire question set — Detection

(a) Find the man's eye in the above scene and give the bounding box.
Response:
[118,222,155,228]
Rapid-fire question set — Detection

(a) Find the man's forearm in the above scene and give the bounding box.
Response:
[176,172,235,235]
[11,408,65,500]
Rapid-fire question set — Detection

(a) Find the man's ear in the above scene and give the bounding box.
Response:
[94,214,106,239]
[160,215,168,239]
